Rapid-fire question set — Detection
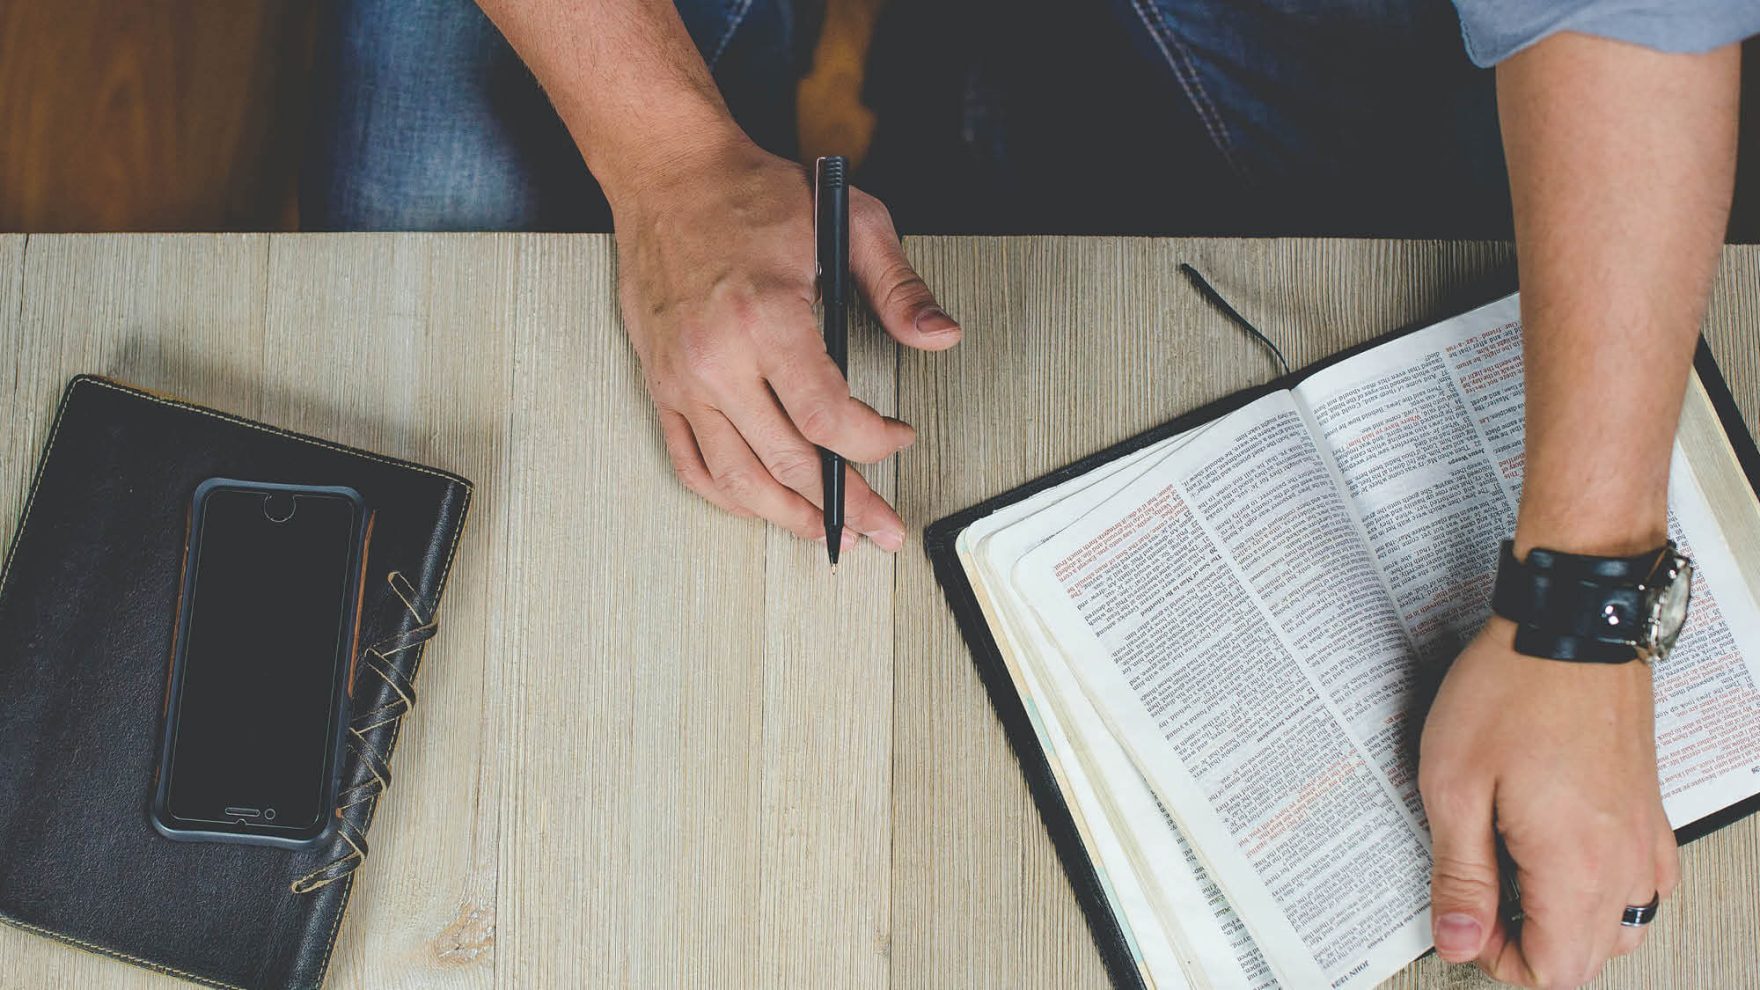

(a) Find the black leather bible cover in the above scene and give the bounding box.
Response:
[0,376,473,989]
[925,324,1760,990]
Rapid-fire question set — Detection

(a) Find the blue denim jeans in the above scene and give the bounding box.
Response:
[1112,0,1508,233]
[302,0,1509,236]
[302,0,808,231]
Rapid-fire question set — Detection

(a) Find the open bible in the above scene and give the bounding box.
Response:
[927,294,1760,990]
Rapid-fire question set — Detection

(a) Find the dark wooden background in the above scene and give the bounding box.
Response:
[0,1,315,231]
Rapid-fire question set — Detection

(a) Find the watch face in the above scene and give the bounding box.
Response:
[1646,557,1694,658]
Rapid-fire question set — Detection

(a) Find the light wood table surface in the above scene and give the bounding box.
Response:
[2,234,1757,990]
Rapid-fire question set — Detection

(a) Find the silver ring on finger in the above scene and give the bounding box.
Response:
[1621,892,1661,928]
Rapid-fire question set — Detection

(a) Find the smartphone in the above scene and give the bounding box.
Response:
[152,479,370,849]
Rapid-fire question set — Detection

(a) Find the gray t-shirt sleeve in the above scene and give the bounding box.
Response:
[1453,0,1760,66]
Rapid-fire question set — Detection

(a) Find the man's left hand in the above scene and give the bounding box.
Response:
[1418,616,1679,989]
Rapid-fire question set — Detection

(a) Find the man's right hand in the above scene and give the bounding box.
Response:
[610,135,962,550]
[471,1,952,548]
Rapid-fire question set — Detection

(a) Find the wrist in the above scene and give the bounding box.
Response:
[1477,616,1653,693]
[1512,486,1668,558]
[576,109,754,220]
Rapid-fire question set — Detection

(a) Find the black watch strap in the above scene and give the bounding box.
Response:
[1491,541,1656,663]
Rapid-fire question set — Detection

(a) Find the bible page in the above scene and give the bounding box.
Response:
[958,437,1195,990]
[1012,392,1434,990]
[963,430,1277,990]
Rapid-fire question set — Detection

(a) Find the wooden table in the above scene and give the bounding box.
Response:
[2,234,1757,990]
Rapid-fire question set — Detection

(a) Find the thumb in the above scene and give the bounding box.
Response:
[1425,788,1501,963]
[849,193,962,351]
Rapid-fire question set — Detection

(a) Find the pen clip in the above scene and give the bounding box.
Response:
[812,156,825,289]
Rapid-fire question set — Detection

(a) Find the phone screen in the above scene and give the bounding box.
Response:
[159,483,365,842]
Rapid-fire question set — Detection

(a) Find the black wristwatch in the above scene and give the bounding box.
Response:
[1491,540,1694,664]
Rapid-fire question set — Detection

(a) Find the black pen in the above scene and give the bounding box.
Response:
[815,156,849,571]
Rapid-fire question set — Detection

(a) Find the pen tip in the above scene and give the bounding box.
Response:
[830,564,838,576]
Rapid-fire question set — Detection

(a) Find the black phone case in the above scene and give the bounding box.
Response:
[151,480,370,851]
[0,376,472,989]
[924,304,1760,990]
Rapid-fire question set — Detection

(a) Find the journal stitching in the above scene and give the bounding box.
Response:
[707,0,757,71]
[78,378,470,486]
[0,917,241,990]
[0,376,473,989]
[1127,0,1243,175]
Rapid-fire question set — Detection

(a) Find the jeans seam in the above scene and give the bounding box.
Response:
[707,0,757,71]
[1127,0,1243,176]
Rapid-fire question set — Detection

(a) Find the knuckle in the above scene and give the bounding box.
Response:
[845,481,886,517]
[796,402,842,446]
[852,192,895,234]
[1555,827,1621,877]
[677,324,727,380]
[765,345,828,387]
[1660,847,1682,892]
[850,503,900,540]
[1429,853,1496,902]
[646,372,687,407]
[1574,806,1623,840]
[877,262,933,313]
[1568,846,1611,889]
[666,448,705,484]
[766,448,819,488]
[715,467,759,502]
[1655,823,1680,858]
[1417,777,1484,828]
[724,290,761,328]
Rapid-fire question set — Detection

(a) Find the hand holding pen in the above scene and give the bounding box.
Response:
[613,143,961,548]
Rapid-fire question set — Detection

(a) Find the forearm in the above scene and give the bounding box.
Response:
[473,0,746,207]
[1498,33,1739,557]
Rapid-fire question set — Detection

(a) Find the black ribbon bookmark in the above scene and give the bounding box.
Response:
[1179,263,1292,377]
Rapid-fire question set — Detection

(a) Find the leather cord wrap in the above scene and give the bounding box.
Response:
[291,571,437,894]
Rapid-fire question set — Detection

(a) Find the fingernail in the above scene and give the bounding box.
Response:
[1434,913,1482,960]
[914,308,960,336]
[883,417,918,450]
[871,527,905,552]
[841,530,858,550]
